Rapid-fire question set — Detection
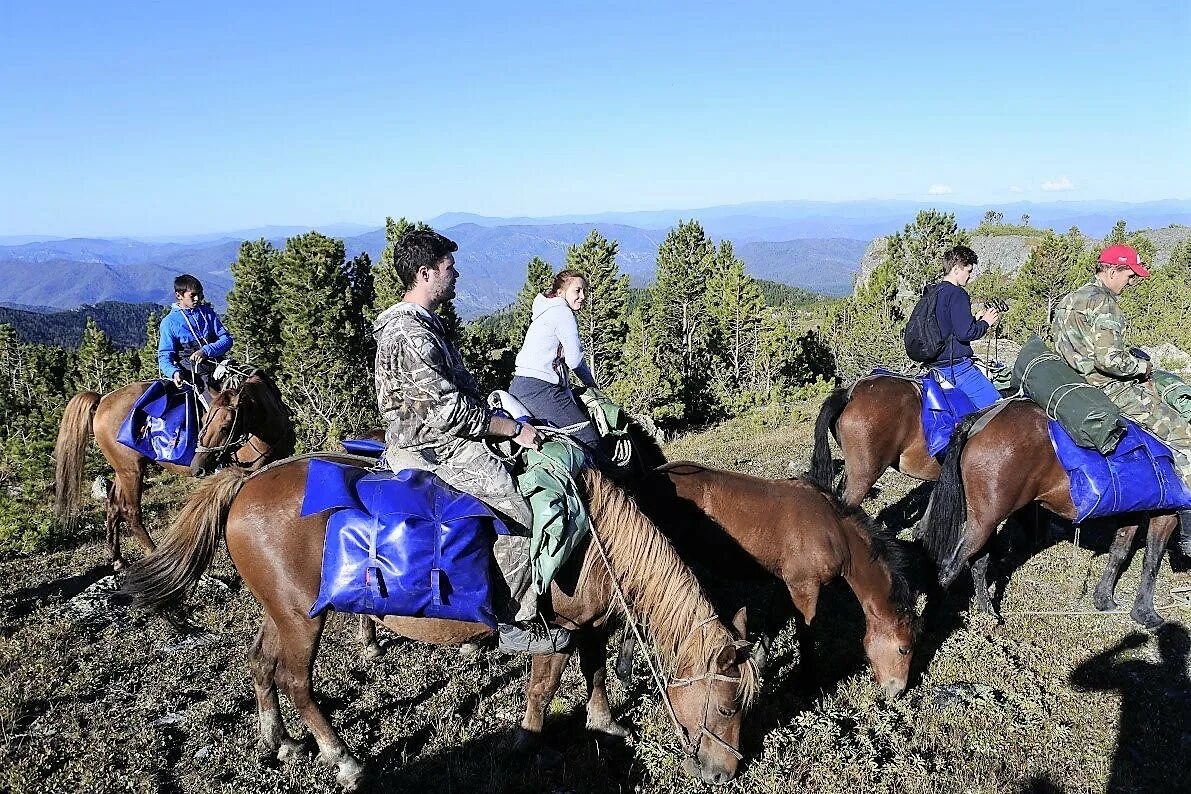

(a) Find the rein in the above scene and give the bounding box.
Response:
[586,523,746,763]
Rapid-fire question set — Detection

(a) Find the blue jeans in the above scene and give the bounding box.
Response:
[932,359,1001,410]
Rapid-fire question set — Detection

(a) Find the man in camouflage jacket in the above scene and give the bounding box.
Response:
[1051,244,1191,484]
[373,229,569,653]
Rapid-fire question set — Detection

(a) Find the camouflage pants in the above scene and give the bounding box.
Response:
[385,440,537,622]
[1102,380,1191,482]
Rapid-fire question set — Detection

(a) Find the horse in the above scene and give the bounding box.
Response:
[621,462,919,698]
[118,459,760,788]
[810,375,940,506]
[54,369,294,568]
[918,400,1180,629]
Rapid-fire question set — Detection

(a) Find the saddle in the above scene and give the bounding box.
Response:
[860,368,979,456]
[303,459,512,626]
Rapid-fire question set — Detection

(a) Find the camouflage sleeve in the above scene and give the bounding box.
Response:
[389,328,491,440]
[1089,305,1146,379]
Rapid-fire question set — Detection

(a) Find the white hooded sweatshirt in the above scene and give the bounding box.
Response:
[514,294,596,387]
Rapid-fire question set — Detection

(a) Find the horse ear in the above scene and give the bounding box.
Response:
[731,606,748,639]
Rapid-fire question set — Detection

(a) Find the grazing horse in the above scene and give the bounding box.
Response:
[919,400,1179,629]
[624,463,919,698]
[810,376,939,506]
[119,460,759,788]
[54,370,293,568]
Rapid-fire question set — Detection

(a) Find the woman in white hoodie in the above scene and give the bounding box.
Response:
[509,269,604,454]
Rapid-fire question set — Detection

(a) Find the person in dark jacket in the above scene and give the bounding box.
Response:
[931,245,1002,408]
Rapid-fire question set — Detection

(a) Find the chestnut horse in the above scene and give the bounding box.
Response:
[919,400,1180,629]
[810,376,939,506]
[54,370,293,568]
[624,463,919,698]
[120,459,759,788]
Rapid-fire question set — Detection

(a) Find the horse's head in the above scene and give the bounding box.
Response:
[669,607,756,784]
[191,386,256,477]
[863,610,918,698]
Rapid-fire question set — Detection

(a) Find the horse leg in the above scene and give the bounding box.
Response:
[614,631,636,686]
[358,615,383,660]
[1130,514,1175,630]
[786,581,820,692]
[121,473,157,558]
[839,455,880,508]
[1093,524,1137,612]
[513,649,572,753]
[577,626,629,738]
[970,551,998,619]
[249,615,303,759]
[273,611,364,790]
[105,480,124,570]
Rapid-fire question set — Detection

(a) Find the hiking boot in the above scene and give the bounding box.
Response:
[497,618,571,654]
[1177,510,1191,557]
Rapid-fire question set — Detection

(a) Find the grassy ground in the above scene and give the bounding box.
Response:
[1,405,1189,793]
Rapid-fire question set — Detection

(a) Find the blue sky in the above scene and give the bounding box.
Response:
[2,0,1188,236]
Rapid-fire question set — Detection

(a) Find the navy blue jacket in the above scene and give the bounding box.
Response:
[934,282,989,363]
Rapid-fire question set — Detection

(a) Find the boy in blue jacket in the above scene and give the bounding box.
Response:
[157,274,234,397]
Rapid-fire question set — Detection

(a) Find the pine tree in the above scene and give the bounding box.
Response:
[884,210,972,299]
[1007,229,1088,340]
[508,257,555,348]
[136,306,169,380]
[607,294,684,425]
[74,318,120,394]
[275,232,376,449]
[225,238,283,367]
[567,230,628,386]
[705,240,765,390]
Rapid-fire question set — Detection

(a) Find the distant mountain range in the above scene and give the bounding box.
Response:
[2,199,1187,318]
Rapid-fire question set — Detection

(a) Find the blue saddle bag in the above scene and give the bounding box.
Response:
[1049,419,1191,523]
[921,372,979,457]
[116,380,199,466]
[302,459,511,626]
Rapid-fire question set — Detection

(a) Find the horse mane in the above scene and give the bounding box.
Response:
[581,468,759,707]
[808,480,918,618]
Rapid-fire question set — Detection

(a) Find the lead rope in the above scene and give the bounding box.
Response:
[586,522,687,747]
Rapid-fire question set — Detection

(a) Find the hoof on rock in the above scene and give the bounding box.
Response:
[363,642,384,661]
[276,738,306,762]
[1132,608,1165,631]
[587,718,630,738]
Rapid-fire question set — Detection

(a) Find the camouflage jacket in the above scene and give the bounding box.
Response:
[373,303,490,455]
[1050,279,1147,388]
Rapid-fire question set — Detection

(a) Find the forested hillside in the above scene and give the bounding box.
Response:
[0,301,160,348]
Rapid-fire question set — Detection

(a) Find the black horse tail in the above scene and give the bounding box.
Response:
[118,467,251,611]
[918,414,979,587]
[810,387,850,490]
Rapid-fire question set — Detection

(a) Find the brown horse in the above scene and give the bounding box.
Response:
[54,370,293,568]
[919,400,1180,629]
[625,463,919,698]
[811,375,939,506]
[119,459,759,788]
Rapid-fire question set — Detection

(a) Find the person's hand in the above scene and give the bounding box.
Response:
[513,423,542,450]
[979,308,1002,326]
[189,349,208,363]
[172,371,183,387]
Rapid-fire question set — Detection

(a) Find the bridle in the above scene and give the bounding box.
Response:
[587,526,751,766]
[665,614,750,762]
[194,393,270,467]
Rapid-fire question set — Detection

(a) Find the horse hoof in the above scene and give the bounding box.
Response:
[362,642,384,661]
[112,558,126,573]
[335,756,366,790]
[459,642,481,658]
[586,718,630,738]
[1131,608,1165,631]
[1093,593,1119,612]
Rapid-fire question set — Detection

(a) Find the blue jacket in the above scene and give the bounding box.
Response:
[157,303,234,379]
[934,282,989,364]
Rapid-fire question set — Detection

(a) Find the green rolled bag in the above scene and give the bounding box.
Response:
[1153,370,1191,422]
[1010,335,1128,455]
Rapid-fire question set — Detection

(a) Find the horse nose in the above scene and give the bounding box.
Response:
[701,766,735,784]
[881,678,907,699]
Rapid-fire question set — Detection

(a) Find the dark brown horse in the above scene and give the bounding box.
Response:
[54,370,293,568]
[120,460,759,788]
[811,375,939,506]
[625,463,919,698]
[919,400,1179,629]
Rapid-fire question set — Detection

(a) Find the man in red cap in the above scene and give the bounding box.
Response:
[1052,244,1191,513]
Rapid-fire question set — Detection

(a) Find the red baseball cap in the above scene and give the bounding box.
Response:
[1097,244,1150,278]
